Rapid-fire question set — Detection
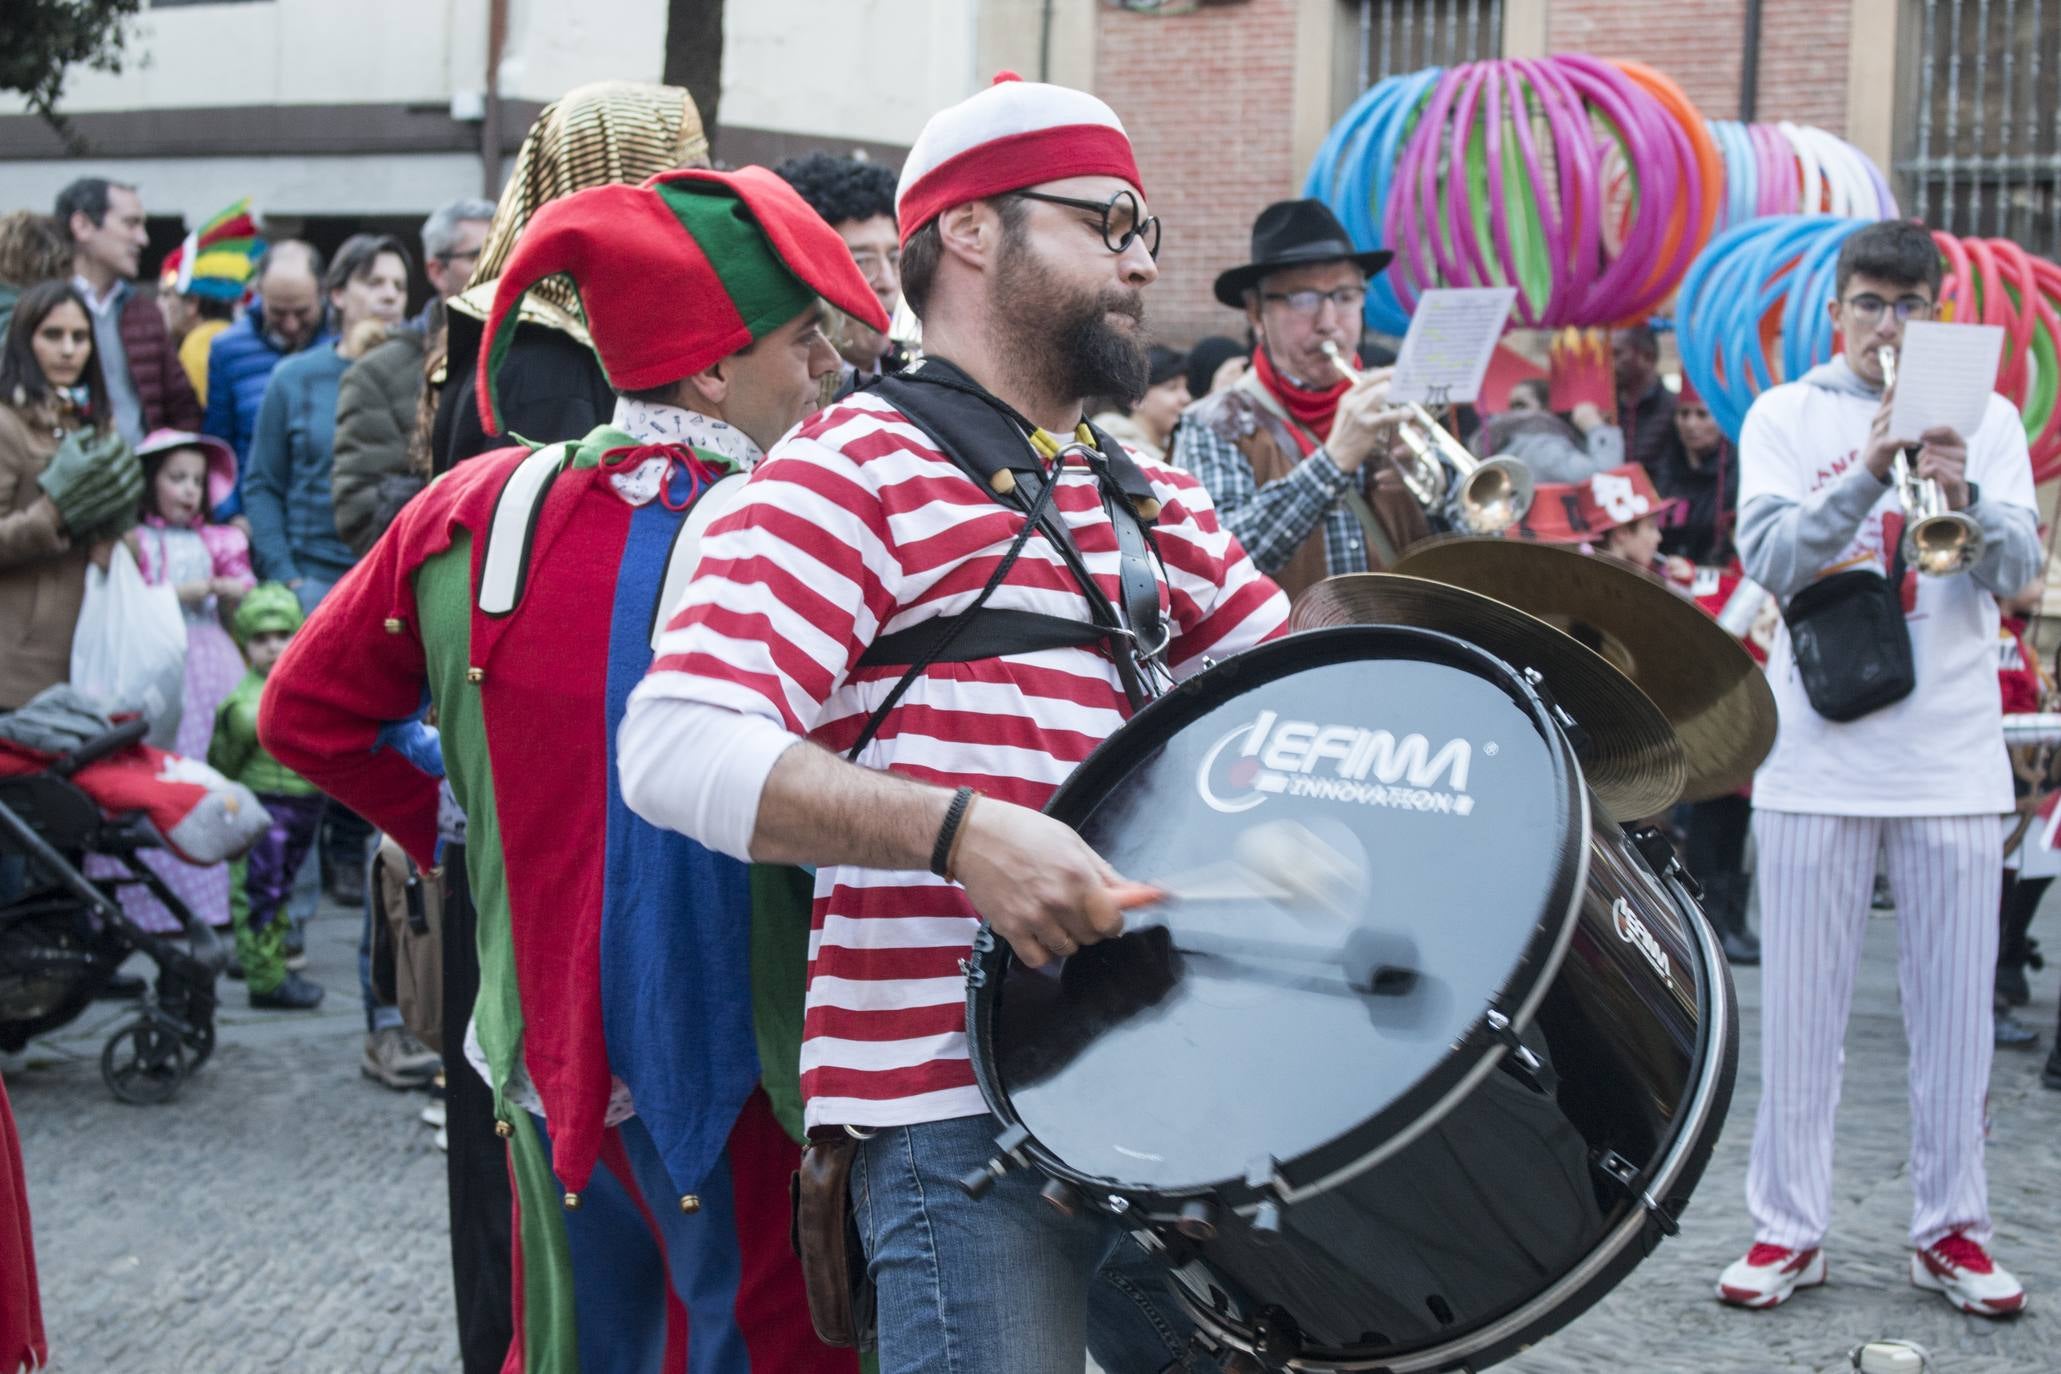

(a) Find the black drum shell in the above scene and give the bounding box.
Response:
[1155,812,1738,1371]
[962,626,1739,1372]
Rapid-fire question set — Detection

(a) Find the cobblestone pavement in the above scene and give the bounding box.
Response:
[12,900,459,1373]
[12,896,2061,1372]
[1500,901,2061,1374]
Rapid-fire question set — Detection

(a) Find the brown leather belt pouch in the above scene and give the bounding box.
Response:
[790,1131,876,1350]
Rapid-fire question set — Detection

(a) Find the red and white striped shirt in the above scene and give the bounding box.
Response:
[636,391,1288,1128]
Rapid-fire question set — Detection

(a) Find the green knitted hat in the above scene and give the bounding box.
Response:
[233,581,303,646]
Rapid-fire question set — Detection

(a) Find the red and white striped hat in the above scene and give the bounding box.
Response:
[895,72,1142,247]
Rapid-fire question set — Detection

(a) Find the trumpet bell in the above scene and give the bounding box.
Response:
[1904,511,1985,576]
[1453,455,1535,534]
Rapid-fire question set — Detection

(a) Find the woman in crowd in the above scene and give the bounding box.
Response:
[0,281,135,712]
[1652,376,1738,565]
[1476,377,1624,483]
[242,233,409,613]
[0,212,71,340]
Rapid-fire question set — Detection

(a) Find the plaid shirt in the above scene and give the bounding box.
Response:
[1172,412,1373,578]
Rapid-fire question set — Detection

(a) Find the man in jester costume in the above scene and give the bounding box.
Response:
[258,167,887,1372]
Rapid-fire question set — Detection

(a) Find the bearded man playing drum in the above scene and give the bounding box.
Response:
[620,76,1287,1372]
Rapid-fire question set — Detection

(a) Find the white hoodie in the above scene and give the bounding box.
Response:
[1736,357,2041,816]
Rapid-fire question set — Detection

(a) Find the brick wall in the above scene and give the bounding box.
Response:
[1090,0,1857,347]
[1545,0,1850,131]
[1092,0,1307,346]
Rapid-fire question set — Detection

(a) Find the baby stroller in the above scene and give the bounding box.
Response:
[0,717,224,1104]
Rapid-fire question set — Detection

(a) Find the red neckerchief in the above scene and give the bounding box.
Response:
[1252,346,1353,454]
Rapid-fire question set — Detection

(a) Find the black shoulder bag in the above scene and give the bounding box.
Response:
[1779,534,1915,723]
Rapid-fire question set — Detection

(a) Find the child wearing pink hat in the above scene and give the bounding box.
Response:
[120,428,254,932]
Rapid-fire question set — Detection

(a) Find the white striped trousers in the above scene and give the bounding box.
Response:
[1746,810,2002,1251]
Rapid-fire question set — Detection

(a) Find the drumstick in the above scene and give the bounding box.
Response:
[1109,820,1365,918]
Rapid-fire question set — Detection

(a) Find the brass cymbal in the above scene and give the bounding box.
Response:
[1291,574,1688,819]
[1390,537,1778,803]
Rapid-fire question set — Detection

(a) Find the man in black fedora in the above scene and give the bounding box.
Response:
[1173,198,1420,601]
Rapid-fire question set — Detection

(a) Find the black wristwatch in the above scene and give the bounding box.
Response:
[1964,481,1982,509]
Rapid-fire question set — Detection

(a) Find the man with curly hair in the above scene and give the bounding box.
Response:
[774,151,908,388]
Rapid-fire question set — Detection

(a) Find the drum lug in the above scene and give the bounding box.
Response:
[1591,1148,1680,1235]
[1594,1148,1640,1191]
[1629,825,1702,901]
[1250,1306,1303,1362]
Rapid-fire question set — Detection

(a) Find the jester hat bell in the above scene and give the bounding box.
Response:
[475,167,892,433]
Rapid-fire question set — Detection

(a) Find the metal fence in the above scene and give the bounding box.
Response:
[1350,0,1505,93]
[1899,0,2061,256]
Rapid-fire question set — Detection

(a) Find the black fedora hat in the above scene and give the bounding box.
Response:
[1212,199,1393,309]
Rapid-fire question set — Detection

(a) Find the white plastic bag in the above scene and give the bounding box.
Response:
[69,541,187,748]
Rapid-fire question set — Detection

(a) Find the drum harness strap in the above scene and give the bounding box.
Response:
[844,358,1173,762]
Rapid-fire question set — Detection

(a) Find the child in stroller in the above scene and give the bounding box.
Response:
[0,694,258,1103]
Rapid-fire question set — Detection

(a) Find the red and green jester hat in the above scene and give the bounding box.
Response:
[259,167,888,1370]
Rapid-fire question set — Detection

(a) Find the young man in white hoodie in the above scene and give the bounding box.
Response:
[1716,220,2042,1316]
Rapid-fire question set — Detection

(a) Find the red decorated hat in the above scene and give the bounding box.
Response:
[1514,463,1676,544]
[895,72,1143,247]
[477,166,891,434]
[1675,373,1705,408]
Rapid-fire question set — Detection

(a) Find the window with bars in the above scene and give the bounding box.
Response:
[1899,0,2061,256]
[1340,0,1505,96]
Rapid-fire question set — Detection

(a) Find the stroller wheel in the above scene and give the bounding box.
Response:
[100,1020,188,1105]
[187,1018,216,1071]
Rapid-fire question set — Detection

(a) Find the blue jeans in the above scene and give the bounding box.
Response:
[852,1114,1217,1374]
[359,835,400,1033]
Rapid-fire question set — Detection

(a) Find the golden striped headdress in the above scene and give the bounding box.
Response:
[452,81,712,337]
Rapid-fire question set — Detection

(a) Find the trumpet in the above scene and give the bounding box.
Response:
[1877,346,1983,576]
[1321,341,1534,535]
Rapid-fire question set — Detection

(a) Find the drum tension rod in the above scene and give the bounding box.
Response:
[1524,667,1591,755]
[1484,1010,1558,1096]
[956,1122,1032,1199]
[1629,827,1702,901]
[1244,1157,1287,1243]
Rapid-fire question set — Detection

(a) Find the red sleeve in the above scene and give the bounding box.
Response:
[257,524,441,866]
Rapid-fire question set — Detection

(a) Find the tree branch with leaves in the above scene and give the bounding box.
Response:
[1,0,145,148]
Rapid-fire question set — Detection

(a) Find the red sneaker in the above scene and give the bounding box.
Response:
[1715,1243,1826,1309]
[1910,1232,2026,1317]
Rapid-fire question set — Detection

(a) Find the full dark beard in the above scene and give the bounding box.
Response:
[993,244,1151,411]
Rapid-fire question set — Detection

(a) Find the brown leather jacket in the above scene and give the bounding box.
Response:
[0,402,92,709]
[1183,381,1429,602]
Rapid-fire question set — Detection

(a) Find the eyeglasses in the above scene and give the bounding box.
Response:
[437,248,482,267]
[1844,293,1934,323]
[1261,286,1368,317]
[1010,189,1161,261]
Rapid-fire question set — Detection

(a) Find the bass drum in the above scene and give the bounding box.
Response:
[963,626,1736,1371]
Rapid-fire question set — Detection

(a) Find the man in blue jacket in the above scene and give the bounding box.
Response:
[203,240,330,518]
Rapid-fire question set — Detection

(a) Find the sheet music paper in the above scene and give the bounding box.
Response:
[1887,321,2004,441]
[1387,287,1518,406]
